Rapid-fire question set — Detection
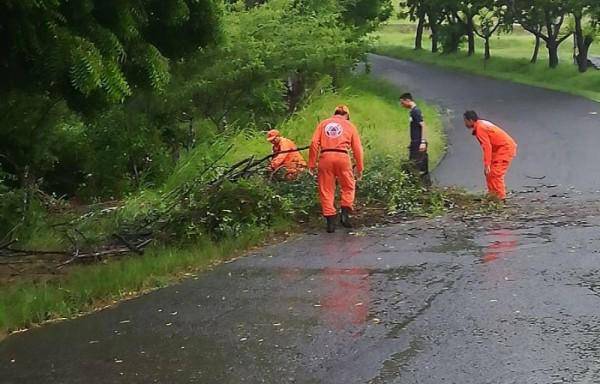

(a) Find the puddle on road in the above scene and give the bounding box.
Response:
[424,231,482,255]
[367,337,424,384]
[481,229,519,264]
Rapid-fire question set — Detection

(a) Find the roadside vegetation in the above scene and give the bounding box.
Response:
[0,0,453,336]
[0,75,447,337]
[374,1,600,101]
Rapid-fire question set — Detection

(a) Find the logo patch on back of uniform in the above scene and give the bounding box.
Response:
[325,123,343,138]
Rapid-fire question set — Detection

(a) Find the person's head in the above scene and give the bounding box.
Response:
[399,93,415,109]
[266,129,281,144]
[463,110,479,129]
[334,105,350,120]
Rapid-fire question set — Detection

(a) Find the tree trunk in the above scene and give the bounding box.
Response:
[467,16,475,56]
[576,41,592,73]
[415,14,425,50]
[431,24,439,53]
[574,14,590,73]
[286,73,305,112]
[531,34,540,63]
[547,41,559,68]
[484,37,491,60]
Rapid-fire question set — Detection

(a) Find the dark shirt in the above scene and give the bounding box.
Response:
[410,106,424,145]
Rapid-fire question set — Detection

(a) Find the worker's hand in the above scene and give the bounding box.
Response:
[355,170,363,181]
[308,168,317,177]
[484,165,491,176]
[419,142,427,152]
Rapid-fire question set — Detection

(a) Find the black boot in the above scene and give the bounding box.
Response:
[325,215,337,233]
[340,207,352,228]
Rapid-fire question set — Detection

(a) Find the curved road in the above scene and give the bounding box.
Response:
[369,55,600,195]
[2,57,600,384]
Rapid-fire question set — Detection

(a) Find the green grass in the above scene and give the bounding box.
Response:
[374,23,600,102]
[0,227,278,335]
[221,75,445,168]
[0,75,446,336]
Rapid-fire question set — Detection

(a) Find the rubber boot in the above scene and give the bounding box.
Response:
[326,215,337,233]
[340,207,352,228]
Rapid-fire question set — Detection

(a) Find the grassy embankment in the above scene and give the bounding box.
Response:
[373,20,600,101]
[0,76,445,336]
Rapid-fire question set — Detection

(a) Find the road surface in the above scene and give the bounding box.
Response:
[2,57,600,384]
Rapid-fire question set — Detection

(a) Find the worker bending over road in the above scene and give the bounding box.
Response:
[266,130,307,180]
[464,110,517,200]
[309,105,364,233]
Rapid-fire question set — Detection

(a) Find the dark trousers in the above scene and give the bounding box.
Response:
[409,143,431,187]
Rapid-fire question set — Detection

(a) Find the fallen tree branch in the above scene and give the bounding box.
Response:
[526,175,546,180]
[56,238,153,269]
[0,239,17,250]
[113,234,144,255]
[0,248,70,258]
[2,146,309,268]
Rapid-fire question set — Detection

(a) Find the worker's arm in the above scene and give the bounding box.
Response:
[351,126,364,177]
[308,123,322,171]
[475,129,493,171]
[419,121,428,152]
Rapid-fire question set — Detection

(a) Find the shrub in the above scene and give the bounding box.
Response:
[359,156,427,214]
[169,177,288,241]
[439,23,467,54]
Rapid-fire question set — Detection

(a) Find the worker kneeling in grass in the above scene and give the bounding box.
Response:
[266,129,307,181]
[309,105,364,233]
[464,110,517,201]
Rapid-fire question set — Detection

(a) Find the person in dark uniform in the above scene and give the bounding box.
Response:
[400,93,431,187]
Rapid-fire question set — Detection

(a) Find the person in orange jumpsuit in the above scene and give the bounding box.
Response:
[266,130,307,180]
[464,110,517,200]
[309,105,364,233]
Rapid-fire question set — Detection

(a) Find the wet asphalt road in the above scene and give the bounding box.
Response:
[2,58,600,384]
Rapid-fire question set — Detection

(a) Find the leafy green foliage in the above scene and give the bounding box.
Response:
[0,92,86,189]
[0,0,222,99]
[439,22,468,53]
[0,0,224,205]
[81,106,174,197]
[340,0,394,32]
[358,156,442,214]
[180,1,367,129]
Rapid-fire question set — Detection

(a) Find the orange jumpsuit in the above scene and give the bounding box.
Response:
[473,120,517,200]
[309,117,364,217]
[270,138,307,180]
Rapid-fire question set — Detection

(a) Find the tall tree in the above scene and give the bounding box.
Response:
[528,24,543,63]
[401,0,446,53]
[440,0,481,56]
[569,0,600,72]
[424,0,447,53]
[512,0,572,68]
[340,0,394,33]
[473,0,511,60]
[401,0,428,50]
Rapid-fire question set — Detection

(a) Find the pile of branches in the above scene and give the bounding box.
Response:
[0,146,308,270]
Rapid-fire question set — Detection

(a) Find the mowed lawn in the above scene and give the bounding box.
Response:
[374,21,600,101]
